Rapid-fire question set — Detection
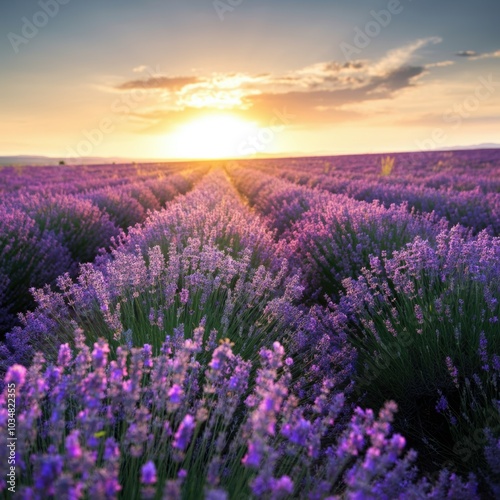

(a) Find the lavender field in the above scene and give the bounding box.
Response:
[1,149,500,498]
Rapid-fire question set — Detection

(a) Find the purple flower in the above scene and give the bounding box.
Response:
[168,384,183,404]
[89,472,122,498]
[281,417,311,446]
[446,356,459,388]
[143,344,153,368]
[242,441,263,468]
[209,343,231,371]
[65,430,82,460]
[141,461,157,485]
[414,304,424,325]
[5,364,27,387]
[435,394,449,413]
[34,453,63,493]
[478,332,489,371]
[173,414,195,451]
[492,354,500,372]
[206,489,228,500]
[57,343,72,367]
[91,340,110,369]
[104,438,120,462]
[271,475,294,496]
[180,288,189,304]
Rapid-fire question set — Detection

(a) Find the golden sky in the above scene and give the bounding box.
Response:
[1,0,499,160]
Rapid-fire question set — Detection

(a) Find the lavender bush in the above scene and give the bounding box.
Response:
[335,227,500,482]
[87,187,147,230]
[0,171,303,377]
[0,330,480,498]
[12,193,120,265]
[230,166,446,300]
[0,166,200,338]
[0,206,72,335]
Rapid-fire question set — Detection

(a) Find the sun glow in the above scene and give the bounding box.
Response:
[169,114,258,159]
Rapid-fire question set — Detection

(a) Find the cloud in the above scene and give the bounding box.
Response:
[456,50,478,58]
[371,37,442,75]
[117,76,201,90]
[456,49,500,60]
[425,60,455,68]
[113,38,445,130]
[240,39,438,122]
[475,50,500,60]
[244,65,427,125]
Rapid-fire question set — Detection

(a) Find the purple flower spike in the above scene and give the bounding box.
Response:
[173,414,195,451]
[57,343,72,367]
[91,340,110,369]
[143,344,153,368]
[168,384,183,404]
[65,430,82,460]
[141,461,157,485]
[5,364,27,387]
[242,441,263,468]
[180,288,189,304]
[272,475,294,495]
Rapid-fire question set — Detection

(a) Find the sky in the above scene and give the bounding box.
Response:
[1,0,499,160]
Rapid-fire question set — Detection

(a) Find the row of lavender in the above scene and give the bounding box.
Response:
[0,167,484,498]
[0,162,202,196]
[253,149,500,190]
[243,149,500,236]
[229,164,500,496]
[0,164,207,335]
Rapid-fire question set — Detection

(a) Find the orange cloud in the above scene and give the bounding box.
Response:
[112,38,445,132]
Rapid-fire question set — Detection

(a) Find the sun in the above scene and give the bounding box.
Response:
[169,114,258,159]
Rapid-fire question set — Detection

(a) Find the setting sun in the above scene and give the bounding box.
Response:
[169,114,258,159]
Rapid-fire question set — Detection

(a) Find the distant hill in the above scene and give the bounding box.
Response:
[0,155,130,167]
[1,144,499,166]
[440,143,500,151]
